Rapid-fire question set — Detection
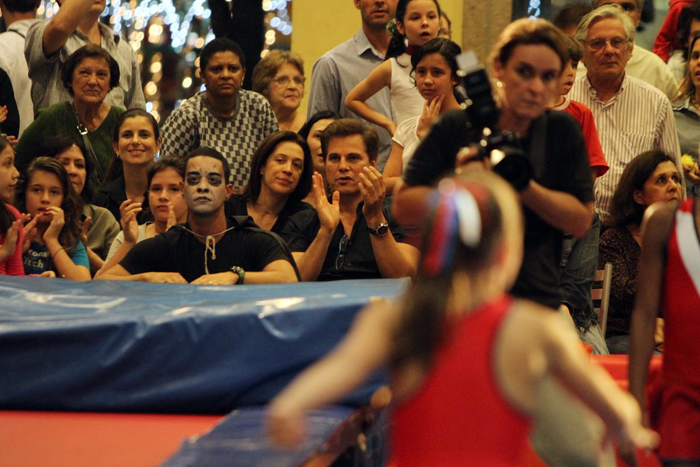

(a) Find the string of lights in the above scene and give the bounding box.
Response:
[30,0,293,121]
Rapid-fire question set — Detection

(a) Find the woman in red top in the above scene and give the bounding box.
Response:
[267,172,657,465]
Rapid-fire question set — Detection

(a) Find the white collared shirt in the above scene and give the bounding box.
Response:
[0,19,37,137]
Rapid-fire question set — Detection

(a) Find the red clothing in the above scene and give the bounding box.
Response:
[554,97,608,177]
[391,295,530,466]
[655,197,700,459]
[0,204,24,276]
[653,0,696,62]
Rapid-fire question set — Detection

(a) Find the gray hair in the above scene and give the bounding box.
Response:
[576,4,636,44]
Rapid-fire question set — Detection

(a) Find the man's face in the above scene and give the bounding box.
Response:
[325,134,375,196]
[184,156,232,217]
[582,18,632,83]
[201,51,245,101]
[354,0,398,31]
[597,0,641,27]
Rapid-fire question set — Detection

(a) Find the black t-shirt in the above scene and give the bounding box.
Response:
[404,109,594,309]
[92,175,151,224]
[281,198,406,281]
[225,195,313,235]
[120,216,291,282]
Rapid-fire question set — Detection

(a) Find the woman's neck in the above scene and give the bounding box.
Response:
[274,106,303,132]
[440,92,463,114]
[497,110,533,137]
[73,100,109,131]
[626,222,642,246]
[206,92,237,118]
[123,163,150,200]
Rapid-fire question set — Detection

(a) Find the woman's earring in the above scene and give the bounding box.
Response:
[496,80,504,88]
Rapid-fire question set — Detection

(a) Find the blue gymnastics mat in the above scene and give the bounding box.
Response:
[0,277,407,414]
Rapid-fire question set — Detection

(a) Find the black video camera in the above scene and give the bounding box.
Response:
[456,52,533,191]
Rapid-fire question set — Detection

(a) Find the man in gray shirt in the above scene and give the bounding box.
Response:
[24,0,144,113]
[307,0,397,171]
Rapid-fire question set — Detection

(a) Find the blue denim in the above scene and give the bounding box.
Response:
[560,212,601,331]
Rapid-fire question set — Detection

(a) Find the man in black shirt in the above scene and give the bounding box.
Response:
[98,147,297,284]
[282,119,418,281]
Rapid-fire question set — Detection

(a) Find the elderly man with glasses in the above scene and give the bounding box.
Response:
[281,118,418,282]
[570,4,682,225]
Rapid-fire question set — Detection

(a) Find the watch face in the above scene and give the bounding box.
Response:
[377,224,389,235]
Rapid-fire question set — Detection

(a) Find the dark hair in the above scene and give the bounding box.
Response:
[676,2,700,58]
[241,131,313,205]
[185,147,231,185]
[392,175,509,370]
[61,44,120,97]
[0,136,17,235]
[39,135,95,202]
[200,38,246,73]
[609,150,678,227]
[553,2,592,32]
[677,34,700,102]
[147,156,185,190]
[297,111,341,140]
[387,0,442,59]
[16,157,84,251]
[563,35,584,63]
[112,108,160,143]
[410,37,462,101]
[1,0,39,13]
[321,119,379,162]
[491,18,569,75]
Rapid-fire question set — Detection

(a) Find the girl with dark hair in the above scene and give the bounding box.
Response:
[18,157,90,280]
[673,33,700,195]
[97,157,187,277]
[93,109,161,223]
[298,110,340,185]
[0,135,25,275]
[383,38,463,190]
[345,0,441,136]
[40,135,120,275]
[267,172,657,464]
[227,131,313,233]
[600,150,681,353]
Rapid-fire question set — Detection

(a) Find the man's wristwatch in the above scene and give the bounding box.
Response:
[230,265,245,284]
[367,222,389,237]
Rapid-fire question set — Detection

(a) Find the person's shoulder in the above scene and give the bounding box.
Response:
[282,200,314,216]
[625,75,669,101]
[632,44,668,66]
[544,108,581,132]
[85,203,117,221]
[240,89,272,108]
[174,92,205,113]
[25,19,47,39]
[317,34,357,61]
[36,101,71,119]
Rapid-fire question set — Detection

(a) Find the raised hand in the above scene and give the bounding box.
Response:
[358,166,386,227]
[119,199,142,244]
[0,218,22,258]
[416,95,443,140]
[80,215,92,244]
[166,203,178,231]
[22,214,39,253]
[42,206,65,244]
[312,172,340,233]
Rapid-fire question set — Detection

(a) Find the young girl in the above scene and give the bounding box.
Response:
[345,0,441,135]
[0,136,25,275]
[18,157,90,280]
[383,38,463,191]
[268,172,657,464]
[97,157,188,277]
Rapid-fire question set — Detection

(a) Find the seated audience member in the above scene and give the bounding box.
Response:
[282,119,419,281]
[666,3,700,83]
[383,38,464,192]
[41,135,119,274]
[92,109,159,223]
[17,157,90,280]
[0,135,25,275]
[15,44,125,178]
[160,38,278,189]
[227,131,313,234]
[600,150,680,354]
[252,50,306,133]
[97,157,188,276]
[297,110,340,198]
[673,34,700,195]
[97,147,298,284]
[629,179,700,465]
[268,173,657,463]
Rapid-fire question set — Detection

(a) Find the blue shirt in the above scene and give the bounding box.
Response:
[23,241,89,276]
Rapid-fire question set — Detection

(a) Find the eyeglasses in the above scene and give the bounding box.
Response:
[271,76,305,87]
[582,37,630,51]
[335,234,349,271]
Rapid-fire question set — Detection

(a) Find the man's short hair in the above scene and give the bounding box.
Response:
[61,44,120,96]
[576,4,636,44]
[1,0,38,13]
[320,119,379,163]
[554,2,593,31]
[200,38,246,73]
[185,147,231,185]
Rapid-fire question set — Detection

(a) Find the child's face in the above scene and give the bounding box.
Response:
[0,146,19,204]
[557,60,578,96]
[25,170,64,223]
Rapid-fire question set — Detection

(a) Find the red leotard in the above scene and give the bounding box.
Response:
[391,295,530,466]
[656,197,700,460]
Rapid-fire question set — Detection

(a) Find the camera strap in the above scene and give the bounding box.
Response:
[528,113,547,181]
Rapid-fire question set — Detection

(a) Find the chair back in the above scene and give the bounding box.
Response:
[592,262,612,337]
